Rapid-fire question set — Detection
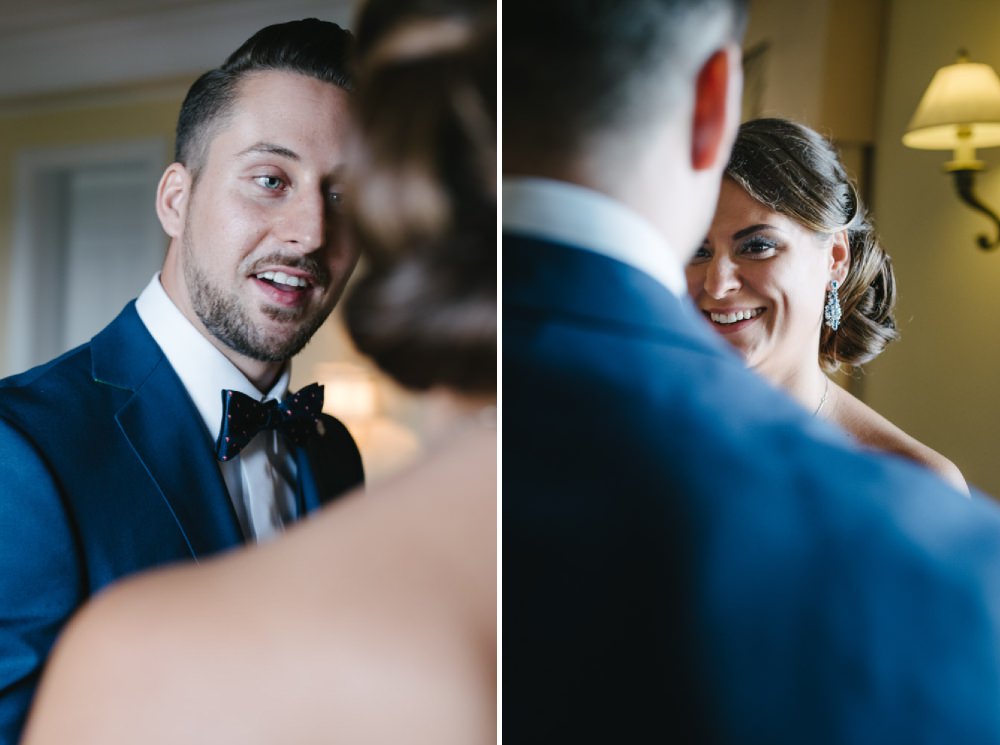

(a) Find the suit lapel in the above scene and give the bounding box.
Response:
[116,361,242,556]
[294,446,322,515]
[92,303,243,557]
[292,416,366,513]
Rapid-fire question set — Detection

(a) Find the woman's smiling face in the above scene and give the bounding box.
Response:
[686,178,845,380]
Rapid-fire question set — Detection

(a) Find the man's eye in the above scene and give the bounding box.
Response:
[254,175,284,190]
[328,191,344,206]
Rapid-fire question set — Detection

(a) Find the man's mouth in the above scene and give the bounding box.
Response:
[707,308,764,325]
[254,270,312,290]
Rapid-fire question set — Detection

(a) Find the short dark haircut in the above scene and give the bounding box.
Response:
[174,18,354,180]
[725,118,899,371]
[503,0,748,163]
[344,0,496,394]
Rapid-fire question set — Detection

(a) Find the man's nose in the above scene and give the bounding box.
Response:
[278,189,327,252]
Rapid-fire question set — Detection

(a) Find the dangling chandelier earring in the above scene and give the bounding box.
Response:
[824,279,842,330]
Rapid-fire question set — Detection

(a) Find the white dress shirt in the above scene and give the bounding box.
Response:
[501,176,686,297]
[135,274,298,542]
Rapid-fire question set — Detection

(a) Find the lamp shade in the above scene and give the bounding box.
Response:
[903,56,1000,150]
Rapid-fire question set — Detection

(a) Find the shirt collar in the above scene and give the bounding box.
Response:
[134,274,291,439]
[501,176,686,297]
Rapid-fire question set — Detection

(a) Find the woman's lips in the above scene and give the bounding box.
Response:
[704,307,764,334]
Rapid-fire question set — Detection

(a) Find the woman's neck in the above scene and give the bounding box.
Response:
[756,362,829,417]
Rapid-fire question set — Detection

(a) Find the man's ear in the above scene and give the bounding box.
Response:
[830,229,851,283]
[691,44,742,172]
[156,163,191,239]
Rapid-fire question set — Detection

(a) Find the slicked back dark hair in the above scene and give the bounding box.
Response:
[503,0,748,163]
[174,18,354,181]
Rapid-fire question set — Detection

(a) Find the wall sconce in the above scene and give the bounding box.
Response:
[903,51,1000,250]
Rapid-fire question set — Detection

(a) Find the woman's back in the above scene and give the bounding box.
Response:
[23,410,496,745]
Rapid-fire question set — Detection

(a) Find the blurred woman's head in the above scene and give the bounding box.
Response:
[344,0,496,395]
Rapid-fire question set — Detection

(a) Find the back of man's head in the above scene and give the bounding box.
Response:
[503,0,747,169]
[175,18,354,181]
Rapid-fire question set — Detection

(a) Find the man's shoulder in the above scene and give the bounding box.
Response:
[0,341,95,402]
[314,411,353,442]
[0,305,148,425]
[507,322,964,512]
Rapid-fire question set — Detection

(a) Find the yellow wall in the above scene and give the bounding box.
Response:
[744,0,883,143]
[745,0,1000,495]
[743,0,831,126]
[870,0,1000,495]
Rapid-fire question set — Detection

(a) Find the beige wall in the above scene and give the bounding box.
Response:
[744,0,883,143]
[870,0,1000,495]
[744,0,830,126]
[745,0,1000,494]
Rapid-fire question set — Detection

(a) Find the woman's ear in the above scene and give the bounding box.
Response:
[830,229,850,283]
[156,163,191,239]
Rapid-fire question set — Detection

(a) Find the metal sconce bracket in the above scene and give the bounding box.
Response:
[903,51,1000,251]
[951,169,1000,250]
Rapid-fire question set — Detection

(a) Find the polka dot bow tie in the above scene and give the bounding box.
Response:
[214,382,325,462]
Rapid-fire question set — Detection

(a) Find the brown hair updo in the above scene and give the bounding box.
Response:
[343,0,496,394]
[725,117,898,372]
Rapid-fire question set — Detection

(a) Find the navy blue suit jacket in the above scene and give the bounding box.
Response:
[505,234,1000,743]
[0,302,363,743]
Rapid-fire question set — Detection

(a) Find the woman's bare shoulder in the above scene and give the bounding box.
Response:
[21,562,217,744]
[23,426,498,745]
[829,386,969,495]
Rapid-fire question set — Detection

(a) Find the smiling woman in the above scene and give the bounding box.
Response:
[686,117,969,494]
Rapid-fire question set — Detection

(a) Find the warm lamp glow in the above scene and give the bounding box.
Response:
[903,53,1000,168]
[902,51,1000,250]
[312,361,423,483]
[314,362,378,422]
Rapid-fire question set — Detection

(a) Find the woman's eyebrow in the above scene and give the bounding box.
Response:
[733,223,774,240]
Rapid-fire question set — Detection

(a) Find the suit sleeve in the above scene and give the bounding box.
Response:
[0,418,82,745]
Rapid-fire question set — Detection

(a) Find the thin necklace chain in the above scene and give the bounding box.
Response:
[813,376,830,417]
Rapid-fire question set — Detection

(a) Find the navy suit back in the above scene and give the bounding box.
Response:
[504,235,1000,743]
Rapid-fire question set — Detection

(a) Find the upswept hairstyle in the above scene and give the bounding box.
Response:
[503,0,748,163]
[725,117,899,371]
[174,18,354,181]
[343,0,496,394]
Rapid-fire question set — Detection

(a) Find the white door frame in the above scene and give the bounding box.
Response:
[5,138,167,375]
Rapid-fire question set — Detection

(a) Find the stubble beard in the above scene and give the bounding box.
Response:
[182,233,334,362]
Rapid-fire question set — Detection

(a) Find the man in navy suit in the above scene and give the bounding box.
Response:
[505,1,1000,741]
[0,19,363,742]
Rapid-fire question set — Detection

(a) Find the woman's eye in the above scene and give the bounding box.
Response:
[254,175,285,191]
[690,245,711,263]
[739,237,777,256]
